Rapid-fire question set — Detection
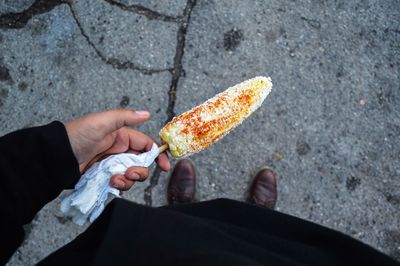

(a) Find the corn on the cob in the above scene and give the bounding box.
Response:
[159,76,272,157]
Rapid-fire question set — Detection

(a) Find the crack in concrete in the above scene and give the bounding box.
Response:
[0,0,67,29]
[103,0,182,23]
[0,0,174,75]
[67,3,172,75]
[144,0,197,206]
[166,0,197,121]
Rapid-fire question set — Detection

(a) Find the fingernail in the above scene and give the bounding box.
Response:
[113,180,125,189]
[128,172,140,180]
[135,110,150,117]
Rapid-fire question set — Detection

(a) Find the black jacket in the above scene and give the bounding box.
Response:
[0,122,398,265]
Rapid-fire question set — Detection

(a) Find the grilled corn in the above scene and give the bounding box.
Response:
[159,76,272,157]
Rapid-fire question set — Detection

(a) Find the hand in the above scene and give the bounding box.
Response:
[64,109,170,190]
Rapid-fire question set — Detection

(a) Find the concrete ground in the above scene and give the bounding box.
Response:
[0,0,399,264]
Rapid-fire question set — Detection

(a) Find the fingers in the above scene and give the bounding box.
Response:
[101,127,155,154]
[86,109,151,136]
[66,108,172,178]
[125,128,157,151]
[109,166,149,191]
[156,152,170,172]
[120,127,171,171]
[110,174,134,191]
[86,128,170,175]
[125,166,149,182]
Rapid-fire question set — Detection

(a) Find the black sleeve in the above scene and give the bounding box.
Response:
[0,121,81,264]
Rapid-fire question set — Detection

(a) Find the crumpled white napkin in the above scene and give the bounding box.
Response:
[60,143,160,225]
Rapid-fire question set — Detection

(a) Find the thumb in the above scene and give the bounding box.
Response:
[91,109,150,135]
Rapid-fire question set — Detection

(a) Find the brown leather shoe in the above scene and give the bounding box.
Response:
[167,159,196,204]
[248,167,277,209]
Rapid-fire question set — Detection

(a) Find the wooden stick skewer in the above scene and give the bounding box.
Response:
[158,143,169,153]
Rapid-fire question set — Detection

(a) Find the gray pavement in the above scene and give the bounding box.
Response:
[0,0,399,264]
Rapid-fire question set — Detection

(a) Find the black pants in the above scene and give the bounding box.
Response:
[39,198,399,266]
